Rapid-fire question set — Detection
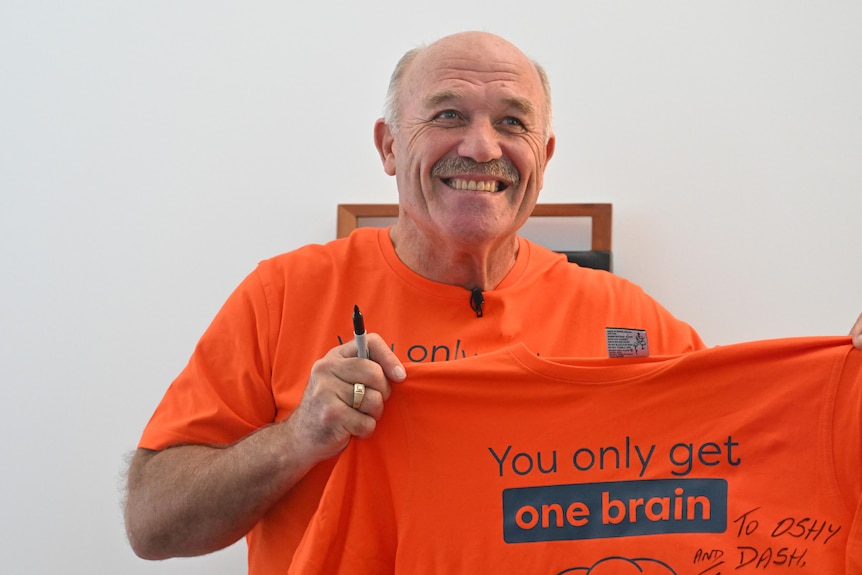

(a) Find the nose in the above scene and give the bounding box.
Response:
[457,119,503,163]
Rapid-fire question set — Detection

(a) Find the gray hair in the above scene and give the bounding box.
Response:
[382,47,422,133]
[382,46,554,141]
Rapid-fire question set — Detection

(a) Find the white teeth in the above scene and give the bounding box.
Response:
[448,178,499,192]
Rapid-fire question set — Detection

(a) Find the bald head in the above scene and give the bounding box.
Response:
[382,32,553,140]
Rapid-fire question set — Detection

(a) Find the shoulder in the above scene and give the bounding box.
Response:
[255,228,382,281]
[518,237,639,292]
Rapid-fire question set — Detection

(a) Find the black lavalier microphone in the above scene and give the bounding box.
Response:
[470,287,484,318]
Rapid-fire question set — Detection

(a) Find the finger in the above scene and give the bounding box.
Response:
[291,378,377,456]
[350,382,366,410]
[366,333,407,382]
[851,312,862,350]
[331,358,390,401]
[333,338,403,401]
[343,382,384,420]
[338,333,406,383]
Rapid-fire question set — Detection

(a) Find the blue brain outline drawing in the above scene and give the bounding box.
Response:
[556,555,678,575]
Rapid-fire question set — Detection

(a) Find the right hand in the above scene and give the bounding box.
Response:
[285,333,406,465]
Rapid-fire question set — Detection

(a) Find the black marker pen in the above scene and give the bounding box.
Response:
[353,305,370,359]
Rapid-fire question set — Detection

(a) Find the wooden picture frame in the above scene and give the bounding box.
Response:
[337,203,612,250]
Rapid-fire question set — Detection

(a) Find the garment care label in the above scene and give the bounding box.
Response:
[606,328,649,358]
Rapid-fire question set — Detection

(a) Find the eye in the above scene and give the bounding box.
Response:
[434,109,461,121]
[500,116,526,130]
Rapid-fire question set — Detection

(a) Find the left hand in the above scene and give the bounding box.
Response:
[851,312,862,349]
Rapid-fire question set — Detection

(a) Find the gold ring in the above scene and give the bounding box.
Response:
[352,383,366,409]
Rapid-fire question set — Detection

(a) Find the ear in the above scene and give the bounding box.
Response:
[544,132,556,165]
[374,118,397,176]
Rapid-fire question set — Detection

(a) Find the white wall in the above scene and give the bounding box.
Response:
[1,1,859,573]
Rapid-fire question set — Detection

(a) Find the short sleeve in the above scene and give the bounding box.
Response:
[138,266,277,449]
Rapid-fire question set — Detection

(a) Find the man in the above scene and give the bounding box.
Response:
[125,31,862,574]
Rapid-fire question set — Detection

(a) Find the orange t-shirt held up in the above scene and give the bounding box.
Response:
[290,337,862,574]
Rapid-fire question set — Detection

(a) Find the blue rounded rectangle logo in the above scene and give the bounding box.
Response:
[502,478,727,543]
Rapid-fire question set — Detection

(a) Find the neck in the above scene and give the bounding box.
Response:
[389,223,519,290]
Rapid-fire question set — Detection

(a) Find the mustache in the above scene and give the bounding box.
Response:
[430,157,521,188]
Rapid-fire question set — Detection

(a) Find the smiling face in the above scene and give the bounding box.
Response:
[376,32,555,253]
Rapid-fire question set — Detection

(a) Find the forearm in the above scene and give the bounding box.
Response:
[124,421,315,560]
[125,335,406,560]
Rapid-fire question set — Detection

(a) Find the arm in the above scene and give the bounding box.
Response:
[124,334,406,560]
